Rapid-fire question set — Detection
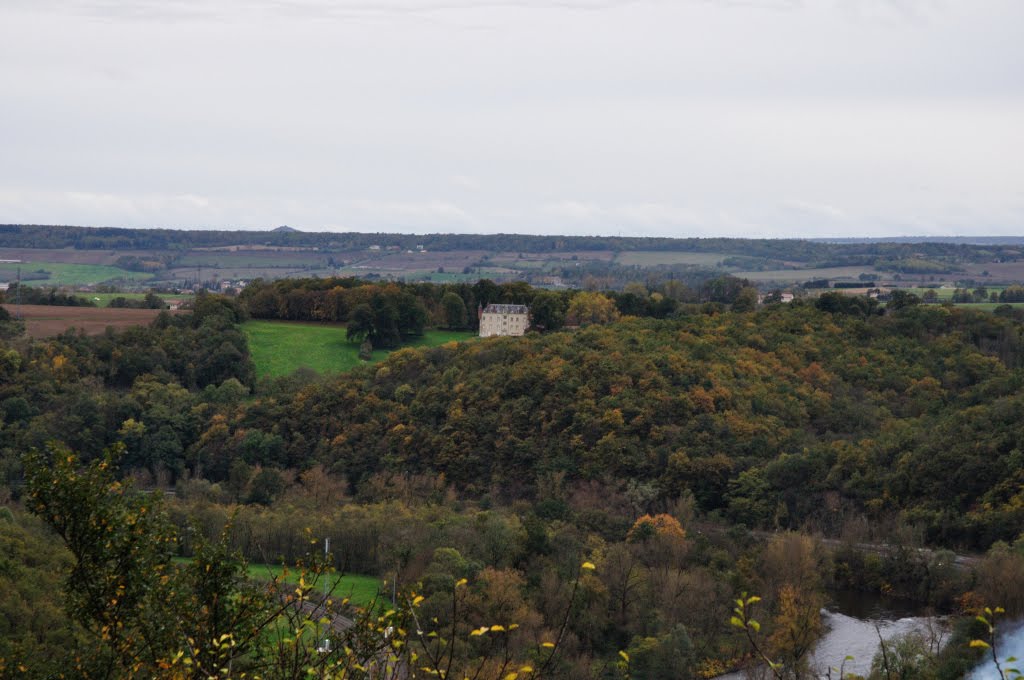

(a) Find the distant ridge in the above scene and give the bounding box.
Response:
[813,236,1024,246]
[272,225,298,233]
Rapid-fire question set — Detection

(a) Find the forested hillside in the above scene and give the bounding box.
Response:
[3,292,1023,548]
[4,289,1024,677]
[216,303,1023,548]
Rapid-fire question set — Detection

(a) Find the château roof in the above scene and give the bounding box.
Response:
[483,304,529,315]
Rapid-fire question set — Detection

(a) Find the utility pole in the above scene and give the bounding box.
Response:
[318,537,331,655]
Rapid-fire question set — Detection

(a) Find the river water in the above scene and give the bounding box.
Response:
[968,619,1024,679]
[716,591,948,680]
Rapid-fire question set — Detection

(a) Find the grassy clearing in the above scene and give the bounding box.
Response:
[903,287,958,300]
[171,558,383,608]
[735,266,881,282]
[84,292,193,307]
[13,262,154,287]
[903,286,1007,301]
[244,564,384,607]
[244,320,475,378]
[942,302,1024,312]
[411,271,478,283]
[616,251,728,267]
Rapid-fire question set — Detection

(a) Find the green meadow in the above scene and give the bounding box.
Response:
[17,262,155,287]
[244,563,384,607]
[171,558,383,608]
[85,292,192,307]
[243,320,474,378]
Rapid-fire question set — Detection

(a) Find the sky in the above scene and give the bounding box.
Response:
[1,0,1022,238]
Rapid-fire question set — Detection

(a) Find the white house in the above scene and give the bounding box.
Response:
[478,304,530,337]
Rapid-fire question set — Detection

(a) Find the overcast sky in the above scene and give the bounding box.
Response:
[1,0,1021,238]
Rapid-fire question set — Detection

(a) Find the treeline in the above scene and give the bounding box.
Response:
[0,284,95,307]
[237,275,756,336]
[107,292,167,309]
[0,292,252,486]
[2,224,1021,264]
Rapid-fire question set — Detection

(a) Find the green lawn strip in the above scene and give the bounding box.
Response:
[244,564,384,608]
[945,302,1024,311]
[243,320,475,379]
[85,292,193,307]
[171,557,383,608]
[19,262,155,287]
[903,286,1007,301]
[735,265,881,282]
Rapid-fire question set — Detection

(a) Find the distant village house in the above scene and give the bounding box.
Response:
[478,303,530,337]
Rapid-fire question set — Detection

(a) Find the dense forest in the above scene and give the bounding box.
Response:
[3,283,1024,677]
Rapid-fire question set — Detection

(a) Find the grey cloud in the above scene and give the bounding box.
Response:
[2,0,1021,237]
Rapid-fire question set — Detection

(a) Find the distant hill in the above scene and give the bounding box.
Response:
[814,236,1024,246]
[272,225,298,233]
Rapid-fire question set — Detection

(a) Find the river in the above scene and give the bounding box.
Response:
[969,619,1024,679]
[716,591,948,680]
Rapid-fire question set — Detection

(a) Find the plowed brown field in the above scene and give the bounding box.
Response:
[1,304,178,338]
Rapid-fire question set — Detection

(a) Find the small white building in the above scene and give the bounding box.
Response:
[479,304,530,337]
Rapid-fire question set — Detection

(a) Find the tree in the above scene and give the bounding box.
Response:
[530,291,566,331]
[625,625,696,680]
[21,443,424,679]
[346,303,375,343]
[358,338,373,361]
[441,292,468,329]
[22,444,260,674]
[565,291,620,327]
[732,286,759,312]
[887,289,921,311]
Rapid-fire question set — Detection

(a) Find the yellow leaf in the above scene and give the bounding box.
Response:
[970,640,991,649]
[413,595,425,606]
[455,578,468,587]
[581,561,596,571]
[491,625,506,632]
[619,651,630,662]
[541,642,555,648]
[519,666,534,673]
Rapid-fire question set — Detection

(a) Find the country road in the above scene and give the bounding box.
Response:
[693,522,983,570]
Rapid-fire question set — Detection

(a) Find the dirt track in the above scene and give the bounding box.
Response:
[2,304,177,338]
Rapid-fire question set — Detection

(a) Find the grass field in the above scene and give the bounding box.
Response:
[85,292,193,307]
[244,563,384,607]
[943,302,1024,311]
[243,320,475,378]
[616,251,729,267]
[903,286,1007,301]
[411,271,478,283]
[735,266,882,282]
[172,558,383,608]
[12,262,154,287]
